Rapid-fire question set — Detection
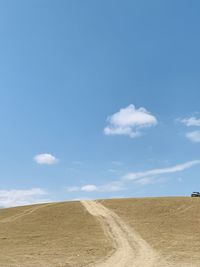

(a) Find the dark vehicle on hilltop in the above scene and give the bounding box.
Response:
[191,192,200,197]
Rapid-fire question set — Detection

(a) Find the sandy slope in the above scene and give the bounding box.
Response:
[1,198,199,266]
[103,197,200,266]
[0,204,51,223]
[0,201,111,267]
[81,200,167,267]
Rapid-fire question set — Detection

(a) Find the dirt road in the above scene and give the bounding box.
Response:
[81,200,165,267]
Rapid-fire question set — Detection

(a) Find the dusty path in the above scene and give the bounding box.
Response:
[81,200,165,267]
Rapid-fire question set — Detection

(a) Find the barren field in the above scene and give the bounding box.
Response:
[0,201,112,267]
[0,197,199,266]
[103,197,200,266]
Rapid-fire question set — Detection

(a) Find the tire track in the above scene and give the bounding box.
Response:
[81,200,164,267]
[0,204,51,223]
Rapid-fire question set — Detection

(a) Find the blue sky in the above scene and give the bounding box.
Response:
[1,0,200,207]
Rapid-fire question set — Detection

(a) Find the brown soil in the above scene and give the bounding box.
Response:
[0,201,112,267]
[102,197,200,266]
[0,197,199,267]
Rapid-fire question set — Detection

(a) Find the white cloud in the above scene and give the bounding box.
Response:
[66,181,124,193]
[180,117,200,127]
[178,117,200,143]
[72,197,92,201]
[34,153,58,165]
[123,160,200,181]
[0,188,49,208]
[133,176,167,186]
[66,160,200,194]
[104,104,157,138]
[81,185,98,192]
[186,131,200,142]
[66,185,97,193]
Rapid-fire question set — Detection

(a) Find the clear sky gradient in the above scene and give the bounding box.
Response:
[0,0,200,207]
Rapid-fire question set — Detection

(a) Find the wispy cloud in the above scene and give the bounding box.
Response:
[81,185,98,192]
[180,117,200,127]
[34,153,59,165]
[178,116,200,143]
[186,131,200,142]
[104,104,157,138]
[123,160,200,181]
[0,188,50,208]
[66,160,200,194]
[132,176,168,186]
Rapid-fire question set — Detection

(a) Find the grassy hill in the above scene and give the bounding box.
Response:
[0,201,111,267]
[0,197,199,266]
[103,197,200,266]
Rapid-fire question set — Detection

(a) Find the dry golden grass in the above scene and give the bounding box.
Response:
[0,201,112,267]
[102,197,200,266]
[0,197,199,267]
